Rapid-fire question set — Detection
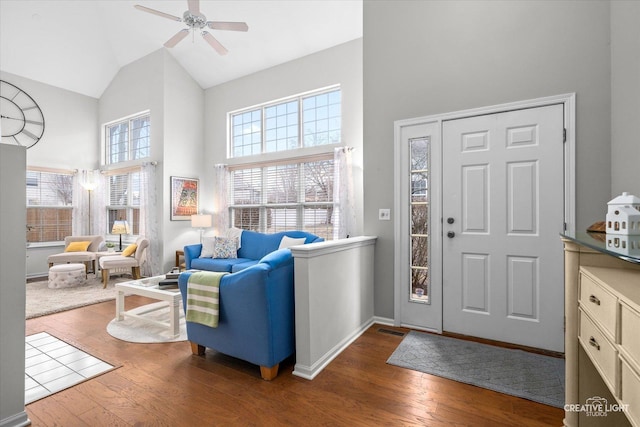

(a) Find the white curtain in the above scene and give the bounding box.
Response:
[213,164,229,235]
[333,147,356,239]
[72,172,87,235]
[139,162,159,277]
[93,172,108,238]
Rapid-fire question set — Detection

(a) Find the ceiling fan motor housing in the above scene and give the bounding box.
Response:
[183,10,207,29]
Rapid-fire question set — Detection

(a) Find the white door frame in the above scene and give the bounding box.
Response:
[393,93,576,330]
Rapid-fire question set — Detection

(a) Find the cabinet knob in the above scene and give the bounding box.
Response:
[589,295,601,306]
[589,336,600,351]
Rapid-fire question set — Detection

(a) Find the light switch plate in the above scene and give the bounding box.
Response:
[379,209,391,220]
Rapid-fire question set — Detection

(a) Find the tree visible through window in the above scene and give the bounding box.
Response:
[26,170,73,243]
[410,137,429,302]
[230,159,335,240]
[228,87,342,240]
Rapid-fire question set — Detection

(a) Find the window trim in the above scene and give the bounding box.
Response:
[103,110,151,167]
[26,167,74,244]
[227,85,341,161]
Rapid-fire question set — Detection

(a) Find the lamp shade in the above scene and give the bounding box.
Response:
[111,220,130,235]
[191,214,212,228]
[79,170,100,191]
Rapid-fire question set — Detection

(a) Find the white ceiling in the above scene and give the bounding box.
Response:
[0,0,362,98]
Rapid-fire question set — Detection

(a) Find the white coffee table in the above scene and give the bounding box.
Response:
[115,275,182,337]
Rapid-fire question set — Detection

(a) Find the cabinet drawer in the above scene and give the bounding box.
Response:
[580,271,617,340]
[621,302,640,373]
[579,308,618,393]
[620,357,640,427]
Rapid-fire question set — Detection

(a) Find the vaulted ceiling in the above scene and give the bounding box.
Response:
[0,0,363,98]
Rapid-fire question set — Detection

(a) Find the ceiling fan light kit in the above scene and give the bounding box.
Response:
[134,0,248,55]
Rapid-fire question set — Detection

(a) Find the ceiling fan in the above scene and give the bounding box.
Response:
[134,0,248,55]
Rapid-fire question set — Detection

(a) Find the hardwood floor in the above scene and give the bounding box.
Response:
[25,297,564,426]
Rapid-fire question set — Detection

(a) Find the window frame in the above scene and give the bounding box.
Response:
[105,169,141,239]
[26,168,74,245]
[228,154,337,240]
[104,111,151,166]
[228,85,341,160]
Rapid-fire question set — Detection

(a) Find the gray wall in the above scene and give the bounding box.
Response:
[99,49,205,273]
[0,145,28,426]
[363,0,613,319]
[205,39,364,235]
[611,1,640,196]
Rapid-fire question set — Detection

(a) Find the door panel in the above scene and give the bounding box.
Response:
[442,104,565,352]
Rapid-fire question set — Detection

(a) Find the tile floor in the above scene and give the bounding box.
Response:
[25,332,115,404]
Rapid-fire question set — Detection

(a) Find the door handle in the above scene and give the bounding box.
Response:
[447,231,455,238]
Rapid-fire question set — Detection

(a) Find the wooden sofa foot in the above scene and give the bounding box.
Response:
[102,269,109,288]
[260,364,279,381]
[190,342,205,356]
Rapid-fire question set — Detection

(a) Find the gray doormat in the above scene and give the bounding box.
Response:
[387,331,564,408]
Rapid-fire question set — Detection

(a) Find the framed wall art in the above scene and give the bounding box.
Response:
[170,176,199,221]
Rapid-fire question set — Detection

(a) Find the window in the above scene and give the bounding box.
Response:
[229,158,335,240]
[230,88,341,157]
[26,170,73,243]
[105,113,150,164]
[410,137,430,302]
[106,172,140,235]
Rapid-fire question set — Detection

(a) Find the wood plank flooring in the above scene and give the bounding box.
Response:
[25,297,564,426]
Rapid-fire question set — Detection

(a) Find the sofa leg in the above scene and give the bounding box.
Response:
[132,266,141,279]
[190,342,205,356]
[260,364,279,381]
[102,269,109,289]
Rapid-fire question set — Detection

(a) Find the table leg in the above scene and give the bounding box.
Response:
[170,297,180,337]
[116,290,125,321]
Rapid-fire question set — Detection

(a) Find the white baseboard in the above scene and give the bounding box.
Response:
[293,317,375,380]
[0,411,30,427]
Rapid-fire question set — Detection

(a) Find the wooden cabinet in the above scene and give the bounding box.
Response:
[563,234,640,427]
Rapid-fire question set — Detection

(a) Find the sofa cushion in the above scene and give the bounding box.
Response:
[278,236,306,249]
[200,236,216,258]
[230,260,259,273]
[65,241,91,252]
[190,257,254,273]
[212,237,237,259]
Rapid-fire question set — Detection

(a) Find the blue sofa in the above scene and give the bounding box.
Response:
[179,230,323,380]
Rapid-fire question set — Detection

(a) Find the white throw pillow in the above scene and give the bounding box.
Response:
[200,236,216,258]
[278,236,306,249]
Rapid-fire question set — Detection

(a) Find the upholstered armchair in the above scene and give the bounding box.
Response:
[99,236,149,288]
[47,235,104,273]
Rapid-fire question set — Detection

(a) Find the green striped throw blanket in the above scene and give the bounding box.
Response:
[186,271,228,327]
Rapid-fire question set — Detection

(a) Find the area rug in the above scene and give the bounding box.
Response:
[387,331,565,408]
[26,276,117,319]
[106,302,187,343]
[25,332,118,404]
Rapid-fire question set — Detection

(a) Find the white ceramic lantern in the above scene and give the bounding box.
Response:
[606,192,640,235]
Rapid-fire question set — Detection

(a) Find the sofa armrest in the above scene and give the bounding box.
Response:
[183,244,203,270]
[258,248,293,270]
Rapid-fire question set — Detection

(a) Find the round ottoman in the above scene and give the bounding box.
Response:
[48,263,86,289]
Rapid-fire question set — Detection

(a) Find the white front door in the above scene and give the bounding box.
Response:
[441,104,565,352]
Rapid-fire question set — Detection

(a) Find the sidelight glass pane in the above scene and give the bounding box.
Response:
[409,137,430,303]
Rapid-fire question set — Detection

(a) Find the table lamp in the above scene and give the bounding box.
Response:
[191,214,212,243]
[111,219,130,251]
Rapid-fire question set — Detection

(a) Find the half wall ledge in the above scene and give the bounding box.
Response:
[291,236,377,380]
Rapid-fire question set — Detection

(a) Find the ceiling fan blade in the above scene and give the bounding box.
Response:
[202,31,228,55]
[187,0,200,15]
[134,5,181,22]
[207,21,249,32]
[164,29,190,48]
